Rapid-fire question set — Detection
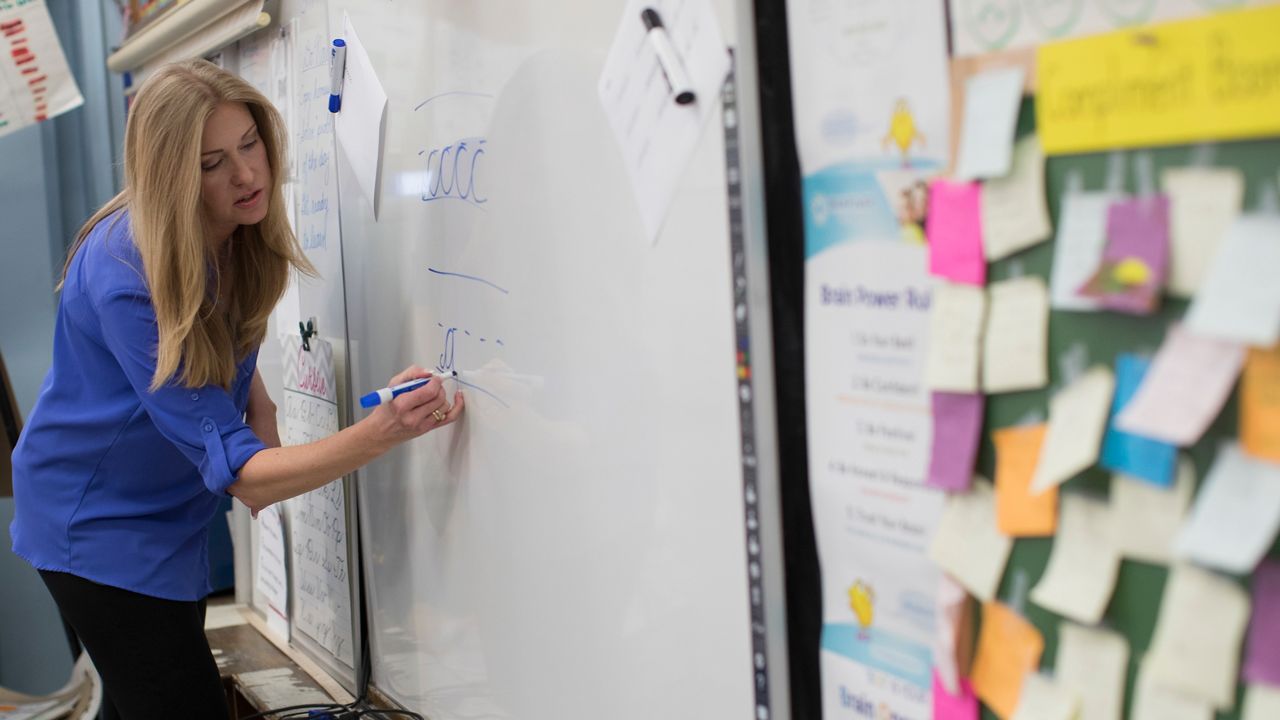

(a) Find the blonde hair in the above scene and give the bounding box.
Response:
[63,59,315,391]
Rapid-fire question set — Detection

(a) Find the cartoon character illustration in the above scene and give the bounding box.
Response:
[898,180,930,244]
[848,580,875,637]
[883,99,926,167]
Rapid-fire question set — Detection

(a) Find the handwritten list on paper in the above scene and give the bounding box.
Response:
[1030,366,1115,494]
[928,480,1012,602]
[982,276,1049,393]
[1173,445,1280,576]
[1029,494,1121,624]
[1147,564,1252,711]
[255,504,290,641]
[993,423,1057,538]
[1185,214,1280,346]
[981,135,1051,262]
[1241,344,1280,462]
[926,282,986,392]
[293,17,340,255]
[1110,460,1194,566]
[1162,167,1244,297]
[1056,623,1129,720]
[281,335,353,666]
[971,601,1044,720]
[927,180,986,286]
[1115,324,1245,446]
[0,0,83,139]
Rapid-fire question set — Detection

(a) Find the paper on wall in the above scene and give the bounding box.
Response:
[1055,623,1129,720]
[1110,460,1194,566]
[926,282,987,392]
[1029,494,1121,624]
[1030,366,1115,494]
[1162,167,1244,298]
[929,480,1012,602]
[981,135,1050,261]
[982,276,1049,393]
[1173,445,1280,575]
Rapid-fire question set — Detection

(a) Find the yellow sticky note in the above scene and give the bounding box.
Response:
[1241,344,1280,463]
[993,424,1057,537]
[972,601,1045,720]
[1037,5,1280,155]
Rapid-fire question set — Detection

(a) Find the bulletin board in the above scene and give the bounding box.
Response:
[974,99,1280,720]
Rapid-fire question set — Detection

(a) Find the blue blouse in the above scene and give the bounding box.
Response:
[9,210,266,601]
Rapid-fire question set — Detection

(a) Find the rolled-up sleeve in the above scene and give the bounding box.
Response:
[96,287,266,495]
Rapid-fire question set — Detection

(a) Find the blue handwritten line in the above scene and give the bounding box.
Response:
[414,91,494,111]
[427,268,509,294]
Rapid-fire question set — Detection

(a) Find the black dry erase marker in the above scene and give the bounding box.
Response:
[641,7,695,105]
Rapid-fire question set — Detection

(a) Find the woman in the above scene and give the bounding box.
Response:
[8,59,462,718]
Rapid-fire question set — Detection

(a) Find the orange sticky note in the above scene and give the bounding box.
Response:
[1242,345,1280,463]
[972,601,1044,720]
[992,424,1058,537]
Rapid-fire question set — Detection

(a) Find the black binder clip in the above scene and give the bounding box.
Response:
[299,318,317,352]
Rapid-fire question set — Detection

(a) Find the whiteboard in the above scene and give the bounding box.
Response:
[282,1,788,717]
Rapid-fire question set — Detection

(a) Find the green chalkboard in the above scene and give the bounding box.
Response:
[974,98,1280,720]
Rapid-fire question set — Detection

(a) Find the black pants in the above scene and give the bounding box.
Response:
[39,570,228,720]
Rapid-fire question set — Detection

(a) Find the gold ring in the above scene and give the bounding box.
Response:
[432,408,447,422]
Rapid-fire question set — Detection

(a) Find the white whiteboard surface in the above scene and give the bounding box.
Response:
[295,0,786,717]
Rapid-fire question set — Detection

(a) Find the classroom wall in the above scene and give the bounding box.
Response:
[0,0,125,695]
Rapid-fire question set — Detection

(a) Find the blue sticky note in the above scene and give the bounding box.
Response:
[1100,353,1177,486]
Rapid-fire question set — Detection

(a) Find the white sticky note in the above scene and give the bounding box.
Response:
[1147,564,1252,711]
[1110,459,1195,566]
[1011,673,1080,720]
[929,480,1013,602]
[1050,191,1122,311]
[1056,623,1129,720]
[926,282,987,392]
[935,573,969,696]
[1031,366,1115,494]
[982,135,1052,261]
[1114,324,1245,446]
[1243,684,1280,720]
[955,66,1025,181]
[1029,494,1121,624]
[254,504,290,642]
[983,276,1049,393]
[1184,215,1280,346]
[1132,662,1214,720]
[1174,445,1280,575]
[1162,167,1244,297]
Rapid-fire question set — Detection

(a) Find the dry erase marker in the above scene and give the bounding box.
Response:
[359,371,455,408]
[641,7,695,105]
[328,38,347,113]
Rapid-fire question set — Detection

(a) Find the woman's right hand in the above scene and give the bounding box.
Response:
[365,365,465,450]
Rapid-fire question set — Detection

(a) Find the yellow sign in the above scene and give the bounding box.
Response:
[1037,5,1280,155]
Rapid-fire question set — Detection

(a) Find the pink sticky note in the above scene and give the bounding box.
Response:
[1244,560,1280,686]
[929,392,985,491]
[934,671,979,720]
[928,180,986,285]
[1078,196,1170,315]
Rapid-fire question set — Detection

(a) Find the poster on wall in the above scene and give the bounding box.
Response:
[0,0,84,139]
[787,1,952,718]
[949,0,1272,58]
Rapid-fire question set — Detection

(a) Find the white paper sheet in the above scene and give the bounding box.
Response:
[1243,684,1280,720]
[1184,215,1280,346]
[1147,564,1252,711]
[929,480,1012,602]
[1162,167,1244,297]
[983,276,1049,393]
[1011,673,1081,720]
[334,13,388,217]
[1132,662,1214,720]
[0,0,83,139]
[255,504,290,641]
[1030,366,1115,494]
[599,0,730,243]
[1174,445,1280,575]
[926,282,987,392]
[1050,191,1121,311]
[934,573,969,695]
[955,66,1024,181]
[982,136,1051,261]
[1056,623,1129,720]
[1110,459,1194,566]
[1115,324,1245,446]
[1029,494,1121,624]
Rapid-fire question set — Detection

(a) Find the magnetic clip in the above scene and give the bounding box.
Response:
[299,318,317,352]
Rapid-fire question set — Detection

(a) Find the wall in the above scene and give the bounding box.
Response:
[0,0,124,695]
